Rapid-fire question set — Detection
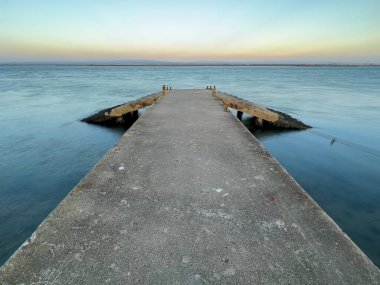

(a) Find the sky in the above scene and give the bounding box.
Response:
[1,0,380,64]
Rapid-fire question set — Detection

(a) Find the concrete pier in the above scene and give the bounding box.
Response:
[1,89,379,284]
[82,89,309,130]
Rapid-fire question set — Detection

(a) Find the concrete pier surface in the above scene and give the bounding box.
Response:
[1,89,379,284]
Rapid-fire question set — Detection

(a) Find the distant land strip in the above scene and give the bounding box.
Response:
[1,63,380,67]
[59,63,380,67]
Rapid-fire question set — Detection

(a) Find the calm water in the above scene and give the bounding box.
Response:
[0,66,379,267]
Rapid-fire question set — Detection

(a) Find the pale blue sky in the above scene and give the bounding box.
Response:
[1,0,379,63]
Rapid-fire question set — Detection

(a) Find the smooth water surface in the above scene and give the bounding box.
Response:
[0,66,379,266]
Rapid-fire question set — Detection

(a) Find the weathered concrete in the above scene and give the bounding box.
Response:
[214,91,310,129]
[1,89,378,284]
[82,88,309,130]
[82,92,161,125]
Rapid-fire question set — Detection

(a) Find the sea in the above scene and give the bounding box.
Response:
[0,65,379,267]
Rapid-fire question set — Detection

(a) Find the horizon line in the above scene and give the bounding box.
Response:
[1,63,380,67]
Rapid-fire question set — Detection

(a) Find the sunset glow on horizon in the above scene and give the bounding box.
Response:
[1,0,380,63]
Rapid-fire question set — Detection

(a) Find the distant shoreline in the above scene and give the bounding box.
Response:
[1,63,380,67]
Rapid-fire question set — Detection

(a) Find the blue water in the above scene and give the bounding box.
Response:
[0,66,379,267]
